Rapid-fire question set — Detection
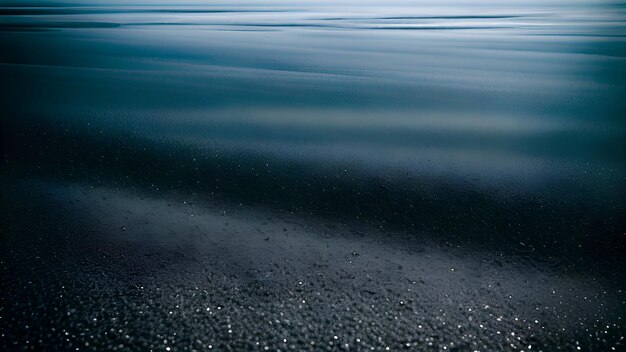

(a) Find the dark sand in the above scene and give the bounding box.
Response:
[1,176,624,351]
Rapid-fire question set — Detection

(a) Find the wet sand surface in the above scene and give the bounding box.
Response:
[1,178,624,351]
[1,1,625,351]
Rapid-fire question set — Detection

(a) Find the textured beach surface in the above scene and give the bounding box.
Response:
[1,1,625,351]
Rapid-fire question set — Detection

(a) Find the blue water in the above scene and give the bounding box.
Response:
[1,0,625,248]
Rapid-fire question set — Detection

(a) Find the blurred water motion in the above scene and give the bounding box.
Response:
[2,0,625,250]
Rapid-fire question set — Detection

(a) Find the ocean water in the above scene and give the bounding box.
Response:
[2,1,626,248]
[3,1,625,247]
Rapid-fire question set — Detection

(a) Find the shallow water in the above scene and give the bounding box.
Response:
[3,0,625,249]
[1,0,625,350]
